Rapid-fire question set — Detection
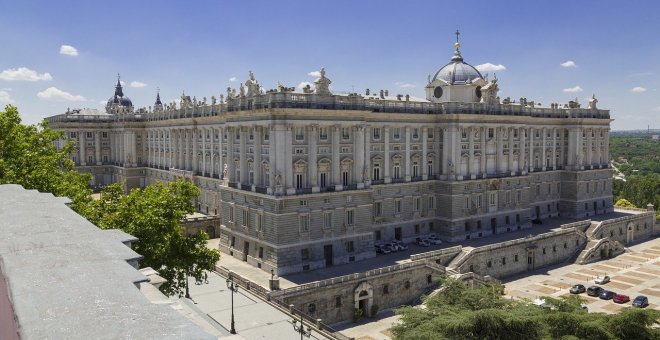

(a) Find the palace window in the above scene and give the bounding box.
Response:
[413,197,421,211]
[342,171,350,186]
[299,214,310,232]
[428,196,436,209]
[242,209,249,227]
[296,173,304,189]
[393,128,401,139]
[412,162,419,177]
[228,206,234,222]
[301,248,310,261]
[295,127,304,141]
[341,127,350,140]
[256,213,263,232]
[490,193,496,206]
[300,200,308,206]
[427,160,433,176]
[461,129,467,139]
[428,129,434,139]
[320,172,328,188]
[393,162,401,179]
[324,211,333,228]
[477,195,482,208]
[102,132,108,138]
[374,202,382,217]
[395,199,402,214]
[346,209,354,226]
[319,128,328,140]
[70,132,77,138]
[373,163,381,181]
[345,241,354,253]
[373,128,381,140]
[412,128,419,139]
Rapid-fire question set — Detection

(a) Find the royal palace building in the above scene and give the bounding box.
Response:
[48,37,614,275]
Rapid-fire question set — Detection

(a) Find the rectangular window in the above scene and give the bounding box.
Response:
[374,202,382,217]
[256,214,263,231]
[428,196,436,209]
[393,128,400,139]
[264,130,269,141]
[428,129,434,139]
[301,249,310,261]
[345,241,354,253]
[488,128,494,138]
[324,211,332,228]
[412,128,419,139]
[319,128,328,140]
[373,128,381,140]
[346,210,354,226]
[229,206,234,222]
[242,209,249,227]
[102,132,108,138]
[506,191,511,204]
[335,296,342,308]
[489,193,496,206]
[414,197,421,211]
[514,254,519,262]
[395,199,402,214]
[258,247,264,259]
[70,132,77,138]
[295,127,304,141]
[300,215,310,232]
[477,195,482,208]
[341,127,350,140]
[300,200,308,206]
[516,190,521,203]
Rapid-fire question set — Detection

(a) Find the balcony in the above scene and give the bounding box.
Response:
[371,179,384,185]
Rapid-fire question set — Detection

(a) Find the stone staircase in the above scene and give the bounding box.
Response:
[446,247,474,271]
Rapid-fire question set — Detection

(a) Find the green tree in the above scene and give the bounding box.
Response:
[85,180,220,296]
[392,277,660,340]
[0,105,92,212]
[614,198,636,208]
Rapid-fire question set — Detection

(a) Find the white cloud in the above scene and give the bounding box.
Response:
[395,82,416,89]
[630,86,647,93]
[99,100,107,107]
[229,77,237,82]
[0,90,13,103]
[297,81,314,90]
[1,87,12,91]
[37,87,86,101]
[59,45,79,56]
[563,85,583,93]
[0,67,53,81]
[308,71,321,78]
[560,60,578,68]
[130,81,147,88]
[655,106,660,111]
[475,63,506,72]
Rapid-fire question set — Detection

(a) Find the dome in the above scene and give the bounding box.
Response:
[105,75,134,113]
[107,95,133,108]
[432,41,483,85]
[432,59,483,85]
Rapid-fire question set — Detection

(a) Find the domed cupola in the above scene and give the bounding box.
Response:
[105,74,134,114]
[426,31,486,103]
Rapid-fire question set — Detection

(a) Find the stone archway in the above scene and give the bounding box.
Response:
[354,281,373,317]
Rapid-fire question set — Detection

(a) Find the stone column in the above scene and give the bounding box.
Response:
[132,130,137,167]
[267,125,275,192]
[496,127,503,174]
[435,127,441,178]
[468,127,474,179]
[441,128,448,178]
[528,127,534,172]
[586,128,593,168]
[541,127,547,171]
[201,128,206,176]
[332,125,341,188]
[192,128,198,174]
[218,127,225,179]
[364,125,371,185]
[508,127,514,175]
[95,131,101,165]
[354,125,365,188]
[552,128,557,170]
[422,127,428,180]
[560,128,566,168]
[480,127,486,177]
[209,128,215,178]
[254,126,262,187]
[227,127,235,182]
[384,126,391,183]
[178,129,184,170]
[79,131,86,166]
[519,127,526,173]
[308,125,318,192]
[603,129,609,167]
[284,124,294,194]
[404,126,411,181]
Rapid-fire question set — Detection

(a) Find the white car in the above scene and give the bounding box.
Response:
[426,235,443,245]
[415,237,430,247]
[594,275,610,284]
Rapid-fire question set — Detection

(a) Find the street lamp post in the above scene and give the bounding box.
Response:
[291,313,312,340]
[226,275,239,334]
[185,269,191,299]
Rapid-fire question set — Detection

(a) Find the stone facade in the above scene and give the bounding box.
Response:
[48,39,615,275]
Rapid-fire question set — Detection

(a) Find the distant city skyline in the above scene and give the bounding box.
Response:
[1,0,659,130]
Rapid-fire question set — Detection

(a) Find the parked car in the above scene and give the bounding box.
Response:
[587,286,604,297]
[390,240,408,251]
[385,243,398,252]
[599,290,615,300]
[570,284,586,294]
[632,296,649,308]
[375,244,391,254]
[415,237,430,247]
[613,294,630,304]
[426,235,443,245]
[594,275,610,284]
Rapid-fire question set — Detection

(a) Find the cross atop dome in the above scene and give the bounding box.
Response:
[451,29,463,62]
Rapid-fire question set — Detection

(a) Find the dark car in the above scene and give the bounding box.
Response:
[599,290,615,300]
[570,284,586,294]
[632,296,649,308]
[587,286,604,297]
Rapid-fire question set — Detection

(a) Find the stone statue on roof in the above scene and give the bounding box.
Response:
[246,71,260,97]
[314,67,332,96]
[588,94,598,109]
[239,83,245,97]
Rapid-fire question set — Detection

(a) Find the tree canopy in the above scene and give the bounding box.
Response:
[84,181,220,296]
[392,277,660,340]
[1,105,220,297]
[0,105,92,212]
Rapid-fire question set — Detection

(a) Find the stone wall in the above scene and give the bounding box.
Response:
[270,261,442,325]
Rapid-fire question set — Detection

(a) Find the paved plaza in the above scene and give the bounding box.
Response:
[170,270,332,339]
[503,237,660,313]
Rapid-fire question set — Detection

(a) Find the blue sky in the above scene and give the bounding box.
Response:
[1,0,658,130]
